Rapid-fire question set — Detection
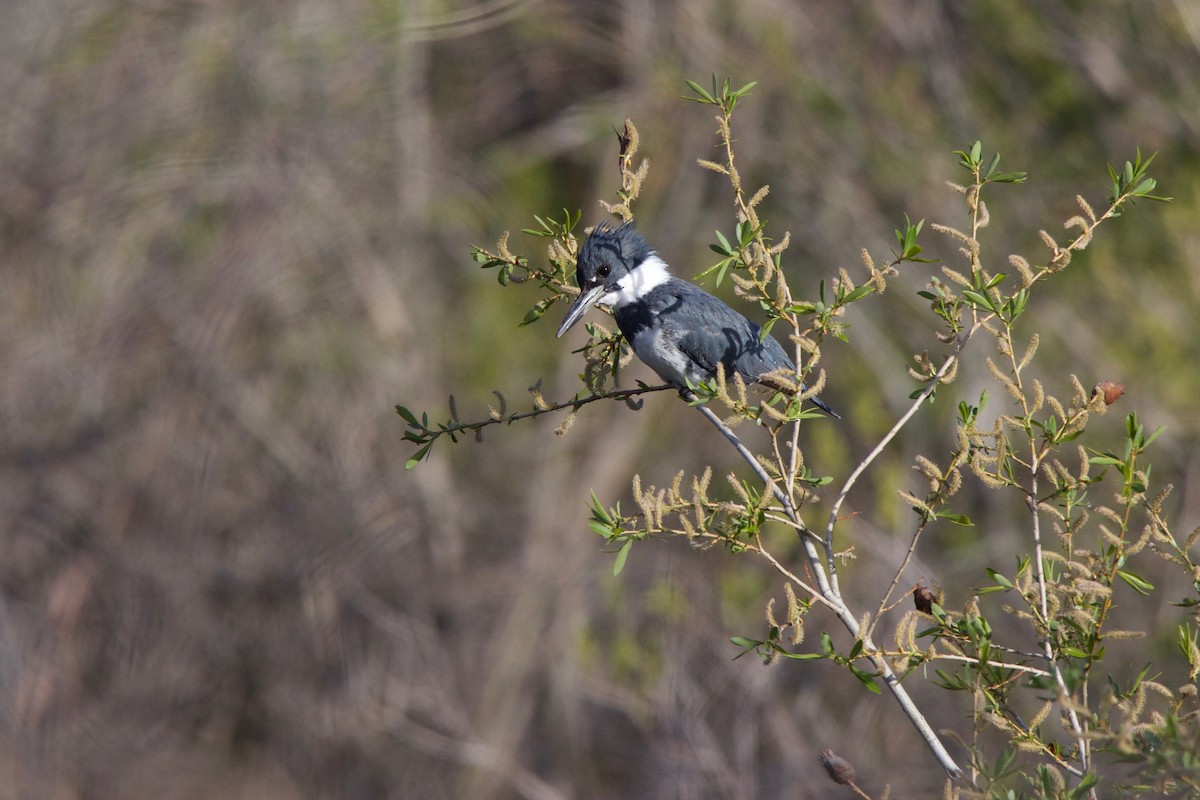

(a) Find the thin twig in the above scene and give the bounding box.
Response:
[866,518,933,641]
[825,323,980,592]
[919,653,1052,679]
[408,383,674,444]
[1028,468,1090,774]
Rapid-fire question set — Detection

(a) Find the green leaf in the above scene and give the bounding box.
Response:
[986,151,1001,177]
[758,317,777,342]
[940,513,974,526]
[590,491,613,524]
[992,749,1017,780]
[1126,412,1141,442]
[521,214,556,237]
[961,289,994,311]
[1070,772,1100,798]
[730,636,761,660]
[1116,569,1154,595]
[396,405,420,427]
[405,442,432,470]
[850,665,881,693]
[933,668,969,691]
[986,568,1014,589]
[733,80,758,97]
[683,79,716,104]
[1144,425,1166,448]
[736,221,758,247]
[519,297,555,327]
[842,285,874,303]
[695,256,736,282]
[1129,663,1153,695]
[613,539,633,576]
[1003,289,1029,320]
[714,228,732,254]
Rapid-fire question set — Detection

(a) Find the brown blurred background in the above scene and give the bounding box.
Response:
[2,1,1199,798]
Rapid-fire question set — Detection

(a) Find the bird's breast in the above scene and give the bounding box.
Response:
[627,325,707,388]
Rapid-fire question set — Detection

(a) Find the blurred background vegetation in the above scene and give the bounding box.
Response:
[2,1,1199,797]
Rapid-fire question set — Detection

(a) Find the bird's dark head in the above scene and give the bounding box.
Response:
[574,222,652,293]
[556,222,659,338]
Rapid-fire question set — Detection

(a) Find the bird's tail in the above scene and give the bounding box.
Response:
[808,394,841,420]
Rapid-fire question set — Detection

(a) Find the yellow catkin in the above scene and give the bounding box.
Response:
[1019,334,1040,371]
[1009,253,1036,287]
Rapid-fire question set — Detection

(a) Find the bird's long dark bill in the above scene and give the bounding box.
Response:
[555,285,606,338]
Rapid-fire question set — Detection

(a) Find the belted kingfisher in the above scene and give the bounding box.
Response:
[555,222,838,417]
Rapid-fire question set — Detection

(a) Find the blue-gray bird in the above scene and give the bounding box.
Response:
[555,223,838,418]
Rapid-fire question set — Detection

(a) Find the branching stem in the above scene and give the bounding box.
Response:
[689,396,963,779]
[826,322,981,591]
[408,383,674,446]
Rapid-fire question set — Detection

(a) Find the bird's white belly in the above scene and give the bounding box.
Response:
[631,326,707,388]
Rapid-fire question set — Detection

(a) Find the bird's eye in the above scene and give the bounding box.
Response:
[597,265,611,278]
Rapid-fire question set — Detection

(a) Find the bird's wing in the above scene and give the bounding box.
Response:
[645,281,839,416]
[651,282,793,381]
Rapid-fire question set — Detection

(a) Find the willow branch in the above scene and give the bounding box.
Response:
[404,383,674,445]
[687,394,963,780]
[825,322,981,591]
